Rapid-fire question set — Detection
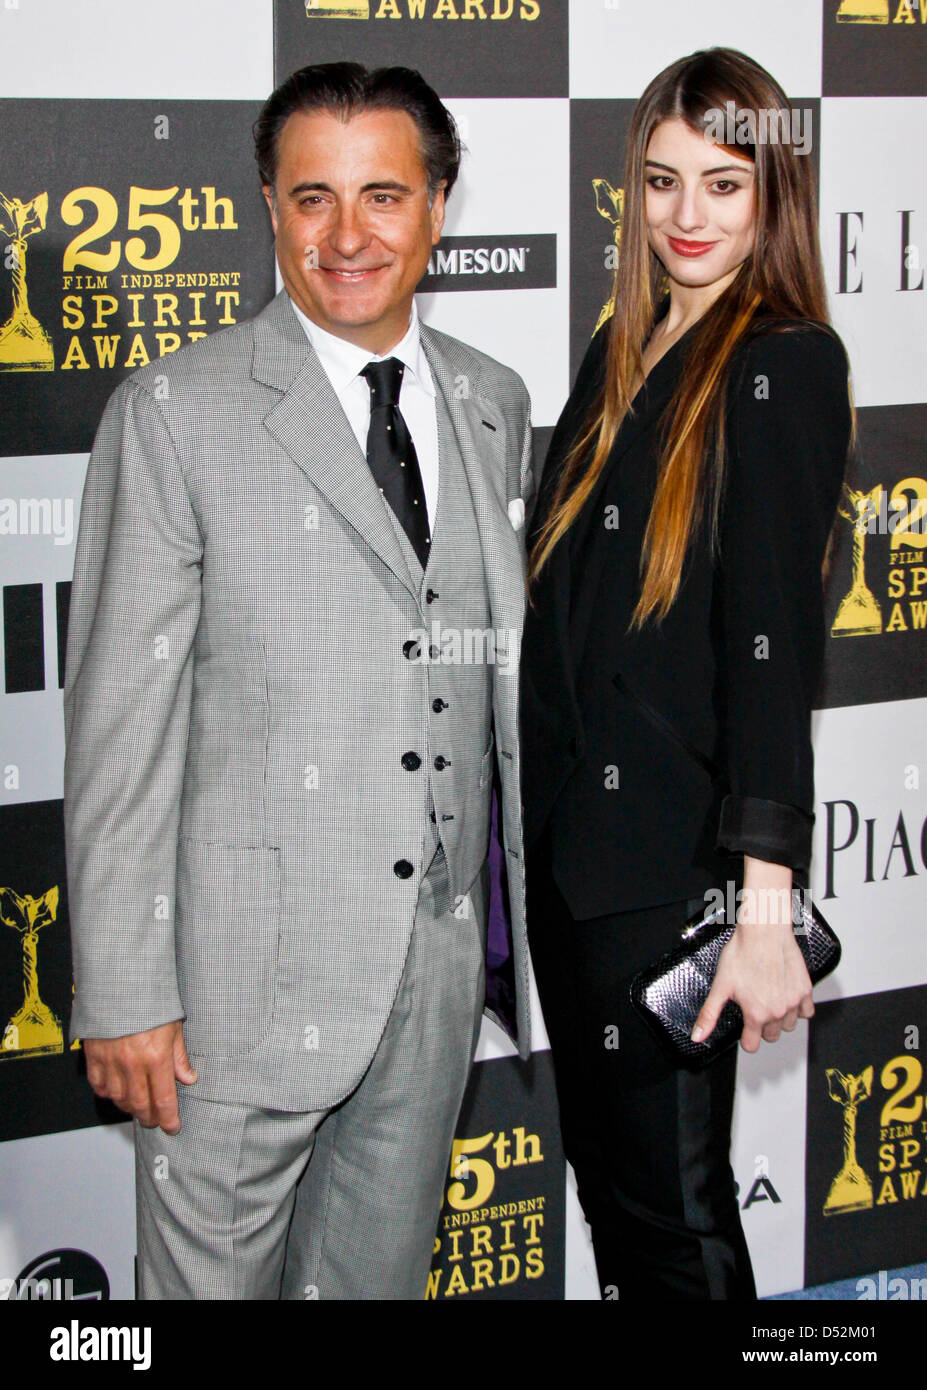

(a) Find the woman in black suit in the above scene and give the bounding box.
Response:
[521,47,852,1300]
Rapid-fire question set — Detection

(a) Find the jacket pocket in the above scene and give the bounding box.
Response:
[174,838,281,1058]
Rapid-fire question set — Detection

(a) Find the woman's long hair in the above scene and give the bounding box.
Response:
[528,47,843,627]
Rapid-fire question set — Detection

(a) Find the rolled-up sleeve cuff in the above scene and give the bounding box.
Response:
[717,794,814,875]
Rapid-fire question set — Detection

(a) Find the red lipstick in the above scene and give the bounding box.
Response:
[666,236,718,258]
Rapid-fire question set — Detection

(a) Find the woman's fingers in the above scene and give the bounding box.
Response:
[692,926,816,1052]
[691,978,729,1042]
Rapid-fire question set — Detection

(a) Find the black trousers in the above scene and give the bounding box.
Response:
[526,839,756,1302]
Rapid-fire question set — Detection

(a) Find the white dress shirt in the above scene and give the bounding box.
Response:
[289,296,440,533]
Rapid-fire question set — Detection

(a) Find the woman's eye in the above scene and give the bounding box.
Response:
[647,176,675,190]
[712,180,740,194]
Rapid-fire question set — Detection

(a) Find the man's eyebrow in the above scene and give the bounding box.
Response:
[287,179,415,196]
[645,160,754,177]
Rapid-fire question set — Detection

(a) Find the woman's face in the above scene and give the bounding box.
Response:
[644,116,756,295]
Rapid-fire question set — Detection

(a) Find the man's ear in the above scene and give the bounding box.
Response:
[262,185,278,234]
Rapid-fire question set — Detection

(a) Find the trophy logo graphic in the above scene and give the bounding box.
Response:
[592,179,623,334]
[831,485,883,637]
[305,0,370,17]
[1,884,63,1059]
[0,191,54,373]
[836,0,889,22]
[823,1066,874,1215]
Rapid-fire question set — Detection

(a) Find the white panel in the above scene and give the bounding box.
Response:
[0,0,273,98]
[820,97,927,408]
[0,453,89,806]
[0,1122,136,1300]
[569,0,823,101]
[418,98,570,428]
[810,698,927,1000]
[732,1030,809,1298]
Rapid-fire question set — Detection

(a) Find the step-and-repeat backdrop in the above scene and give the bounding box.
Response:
[1,0,924,1302]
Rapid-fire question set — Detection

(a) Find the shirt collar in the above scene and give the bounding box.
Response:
[289,295,435,398]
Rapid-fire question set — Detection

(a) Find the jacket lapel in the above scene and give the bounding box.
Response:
[565,332,691,666]
[255,292,418,600]
[421,326,524,641]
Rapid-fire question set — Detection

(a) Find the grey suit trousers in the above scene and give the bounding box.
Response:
[133,837,486,1300]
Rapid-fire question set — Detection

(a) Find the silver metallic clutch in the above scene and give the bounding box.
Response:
[629,892,841,1068]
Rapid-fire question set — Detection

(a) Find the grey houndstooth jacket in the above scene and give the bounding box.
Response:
[63,289,534,1111]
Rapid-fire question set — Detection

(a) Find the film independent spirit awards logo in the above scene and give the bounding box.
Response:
[831,481,927,642]
[821,1034,926,1220]
[304,0,541,19]
[835,0,927,23]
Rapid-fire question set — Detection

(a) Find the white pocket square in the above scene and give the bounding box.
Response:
[508,498,526,532]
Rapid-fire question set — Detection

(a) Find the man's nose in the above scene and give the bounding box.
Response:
[327,202,370,258]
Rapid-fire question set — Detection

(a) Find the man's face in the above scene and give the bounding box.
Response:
[263,106,446,354]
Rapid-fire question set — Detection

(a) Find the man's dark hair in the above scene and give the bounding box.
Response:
[254,62,461,204]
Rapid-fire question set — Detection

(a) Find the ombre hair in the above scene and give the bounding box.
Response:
[528,47,847,627]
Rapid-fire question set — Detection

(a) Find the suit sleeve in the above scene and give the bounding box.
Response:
[518,387,536,530]
[63,379,203,1039]
[715,327,850,877]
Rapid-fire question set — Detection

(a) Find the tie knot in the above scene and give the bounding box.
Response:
[361,356,405,409]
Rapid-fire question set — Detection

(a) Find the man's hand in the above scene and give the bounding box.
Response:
[84,1021,198,1134]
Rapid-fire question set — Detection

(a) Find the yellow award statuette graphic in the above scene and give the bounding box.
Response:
[831,477,927,638]
[1,885,63,1059]
[832,486,884,637]
[824,1066,874,1215]
[836,0,890,22]
[0,191,54,372]
[305,0,370,16]
[592,178,623,335]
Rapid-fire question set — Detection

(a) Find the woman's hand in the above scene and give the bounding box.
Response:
[691,857,814,1052]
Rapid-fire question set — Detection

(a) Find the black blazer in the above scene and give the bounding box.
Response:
[520,314,851,919]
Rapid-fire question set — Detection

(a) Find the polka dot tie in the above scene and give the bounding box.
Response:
[360,357,430,569]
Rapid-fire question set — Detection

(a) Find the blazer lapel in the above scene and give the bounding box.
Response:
[566,329,693,666]
[255,292,418,601]
[421,327,525,639]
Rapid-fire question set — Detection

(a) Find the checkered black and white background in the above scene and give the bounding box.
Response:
[0,0,924,1301]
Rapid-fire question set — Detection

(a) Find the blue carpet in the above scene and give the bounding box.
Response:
[770,1262,927,1300]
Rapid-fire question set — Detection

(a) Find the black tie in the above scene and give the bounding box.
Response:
[360,357,431,569]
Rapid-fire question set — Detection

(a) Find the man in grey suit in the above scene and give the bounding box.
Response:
[63,62,533,1300]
